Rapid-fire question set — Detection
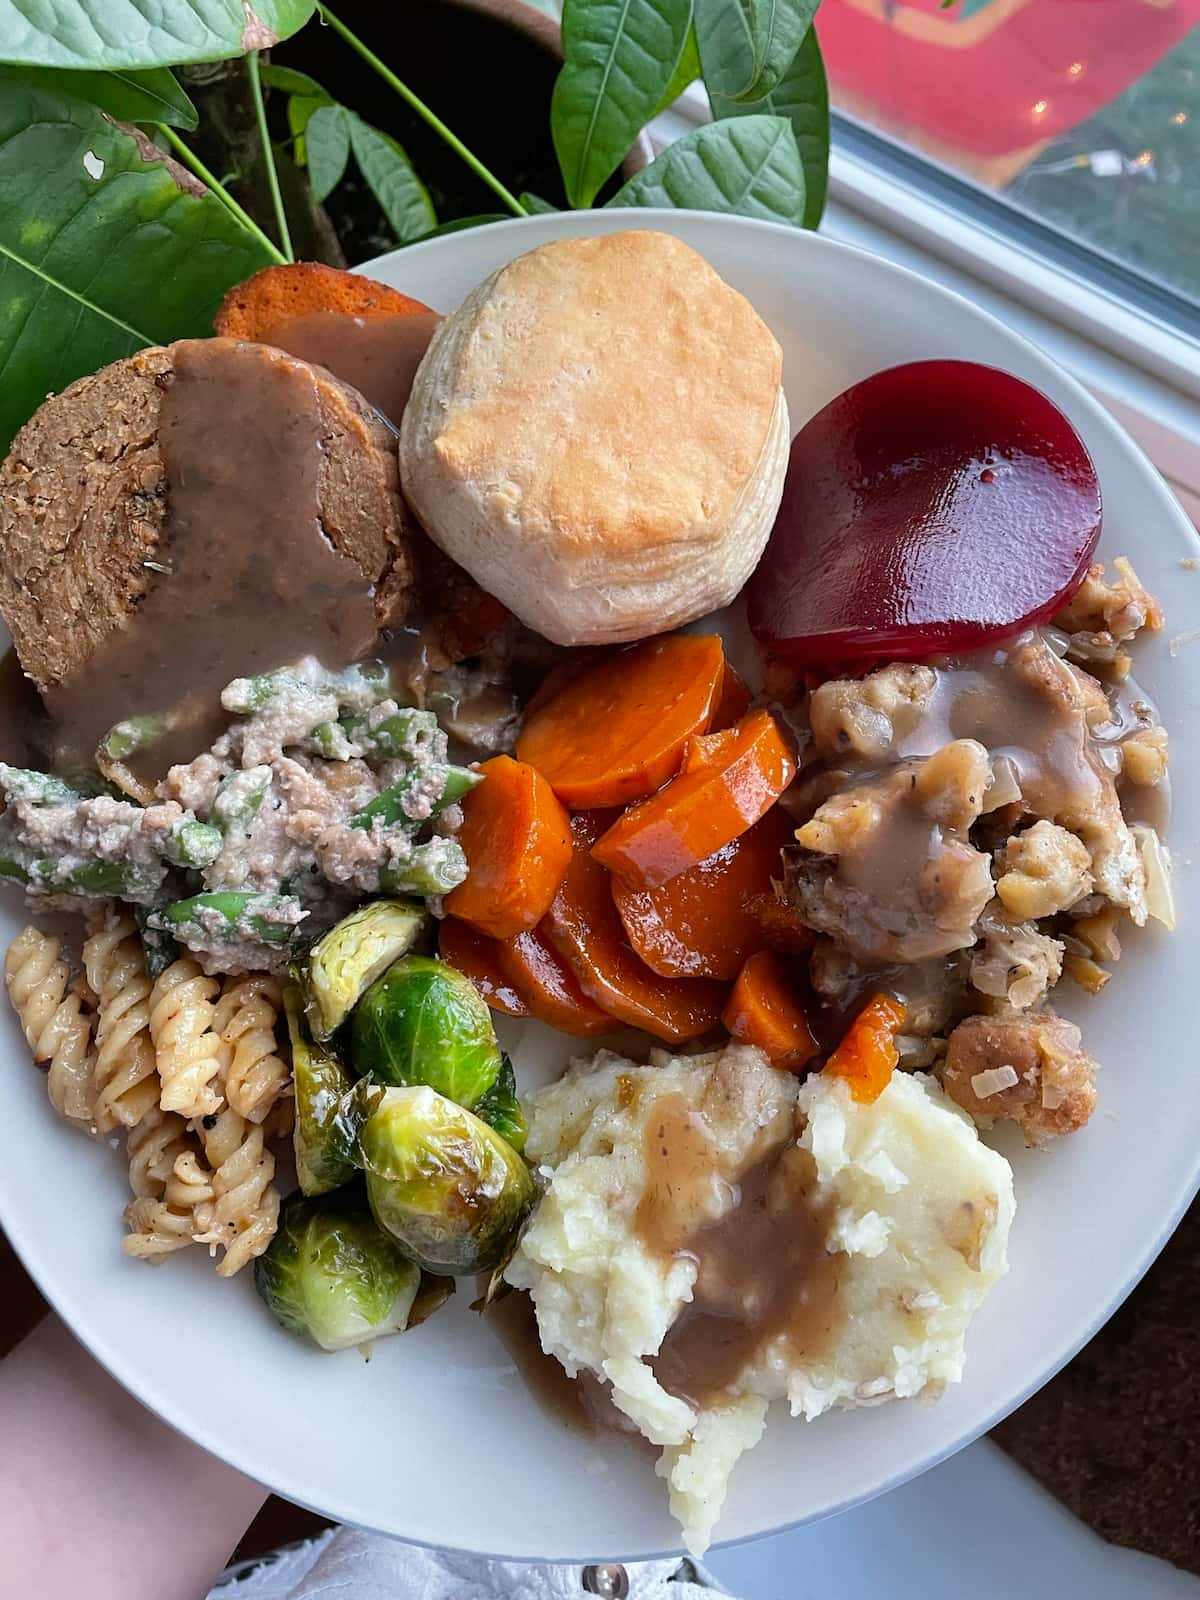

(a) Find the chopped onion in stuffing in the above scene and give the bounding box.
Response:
[1132,824,1176,930]
[970,1065,1019,1099]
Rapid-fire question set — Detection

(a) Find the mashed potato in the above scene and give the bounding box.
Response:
[506,1045,1014,1554]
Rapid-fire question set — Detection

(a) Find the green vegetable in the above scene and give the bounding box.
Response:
[162,818,223,870]
[0,857,29,886]
[350,766,480,830]
[303,899,427,1042]
[254,1188,421,1352]
[98,715,170,762]
[357,1084,535,1276]
[0,0,317,70]
[221,659,389,717]
[0,764,80,807]
[135,904,177,981]
[339,706,438,760]
[155,891,302,946]
[552,0,693,209]
[709,26,828,229]
[351,954,502,1110]
[0,81,276,455]
[694,0,817,105]
[0,851,156,899]
[211,768,271,830]
[284,986,361,1196]
[606,113,807,226]
[473,1055,528,1155]
[378,839,468,898]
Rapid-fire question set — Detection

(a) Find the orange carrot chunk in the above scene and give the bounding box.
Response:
[497,924,617,1038]
[438,917,529,1018]
[592,709,796,890]
[443,755,572,940]
[515,635,726,808]
[709,661,751,731]
[214,261,433,338]
[722,951,818,1070]
[543,812,725,1045]
[824,994,907,1103]
[612,809,795,980]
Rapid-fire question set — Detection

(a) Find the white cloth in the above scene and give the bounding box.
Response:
[210,1527,727,1600]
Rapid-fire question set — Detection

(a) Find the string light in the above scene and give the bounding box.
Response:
[1066,61,1085,80]
[1032,99,1049,118]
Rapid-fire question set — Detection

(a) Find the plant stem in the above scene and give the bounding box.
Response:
[317,3,526,219]
[246,50,295,261]
[160,127,287,264]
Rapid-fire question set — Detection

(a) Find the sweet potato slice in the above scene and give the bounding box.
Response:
[592,710,796,889]
[214,262,433,338]
[515,634,726,808]
[497,924,616,1038]
[439,917,529,1018]
[443,755,573,940]
[612,809,794,980]
[825,994,907,1102]
[543,812,725,1045]
[722,950,818,1070]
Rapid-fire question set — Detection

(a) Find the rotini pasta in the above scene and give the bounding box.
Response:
[148,958,225,1120]
[192,1107,280,1277]
[123,1109,212,1261]
[212,974,291,1125]
[5,926,98,1131]
[83,909,160,1133]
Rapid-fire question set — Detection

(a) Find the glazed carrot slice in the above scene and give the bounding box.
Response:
[497,924,617,1038]
[825,994,907,1103]
[593,710,796,890]
[543,813,725,1045]
[710,661,751,731]
[612,809,795,980]
[722,951,818,1070]
[443,755,572,940]
[515,635,726,808]
[214,261,432,337]
[439,917,529,1018]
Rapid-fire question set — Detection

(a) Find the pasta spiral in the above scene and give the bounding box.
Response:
[5,926,97,1130]
[148,959,225,1120]
[83,910,159,1133]
[192,1108,280,1277]
[211,974,291,1125]
[124,1108,218,1261]
[126,1105,192,1200]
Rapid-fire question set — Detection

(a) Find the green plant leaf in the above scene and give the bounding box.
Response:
[709,26,827,227]
[0,64,198,127]
[0,0,317,70]
[347,113,436,243]
[606,112,805,223]
[0,80,274,452]
[410,214,507,243]
[305,102,350,201]
[652,21,701,116]
[552,0,693,209]
[258,64,327,96]
[519,192,559,213]
[695,0,817,104]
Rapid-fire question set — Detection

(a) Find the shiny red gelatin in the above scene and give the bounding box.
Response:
[747,360,1101,663]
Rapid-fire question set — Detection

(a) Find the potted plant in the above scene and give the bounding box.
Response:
[0,0,830,449]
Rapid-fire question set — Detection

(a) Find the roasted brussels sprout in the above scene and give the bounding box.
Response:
[254,1189,422,1351]
[357,1084,535,1276]
[304,899,428,1041]
[284,987,361,1197]
[472,1054,528,1155]
[351,955,503,1110]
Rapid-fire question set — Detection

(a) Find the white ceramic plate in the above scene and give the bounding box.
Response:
[1,211,1197,1563]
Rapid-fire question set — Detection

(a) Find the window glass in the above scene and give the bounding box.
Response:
[819,1,1200,306]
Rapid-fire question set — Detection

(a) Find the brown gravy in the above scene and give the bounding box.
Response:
[0,650,47,769]
[257,310,442,430]
[485,1290,592,1434]
[44,339,382,776]
[637,1095,840,1411]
